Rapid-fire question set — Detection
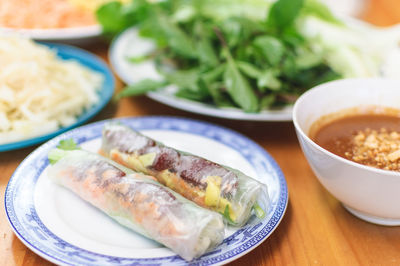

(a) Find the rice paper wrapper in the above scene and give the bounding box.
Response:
[47,149,225,261]
[101,123,270,226]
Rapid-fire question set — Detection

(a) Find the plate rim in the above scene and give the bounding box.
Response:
[0,41,115,152]
[108,28,294,122]
[0,25,102,40]
[5,116,288,265]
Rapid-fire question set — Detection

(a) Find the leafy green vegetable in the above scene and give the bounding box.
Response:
[223,205,235,224]
[98,0,342,111]
[48,139,79,164]
[224,48,259,112]
[117,79,166,99]
[267,0,304,31]
[260,94,276,109]
[253,202,266,219]
[201,64,226,84]
[96,2,127,34]
[166,69,210,101]
[157,15,198,58]
[257,69,281,91]
[253,36,285,66]
[165,69,200,92]
[96,0,149,36]
[194,21,219,67]
[126,54,152,63]
[57,139,79,151]
[48,149,67,165]
[237,61,263,79]
[303,0,343,25]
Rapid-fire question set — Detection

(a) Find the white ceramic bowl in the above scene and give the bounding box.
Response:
[293,78,400,226]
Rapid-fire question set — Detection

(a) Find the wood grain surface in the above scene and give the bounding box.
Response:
[1,1,400,265]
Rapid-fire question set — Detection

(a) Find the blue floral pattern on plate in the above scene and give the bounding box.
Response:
[5,116,288,265]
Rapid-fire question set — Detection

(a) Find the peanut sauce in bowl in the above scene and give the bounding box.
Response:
[309,106,400,171]
[293,78,400,226]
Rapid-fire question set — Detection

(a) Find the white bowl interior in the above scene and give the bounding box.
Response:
[294,78,400,136]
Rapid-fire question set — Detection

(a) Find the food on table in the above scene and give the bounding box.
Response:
[0,0,127,29]
[97,0,341,112]
[68,0,130,13]
[47,144,225,261]
[0,0,96,29]
[97,0,400,113]
[309,106,400,171]
[100,123,269,226]
[0,37,103,145]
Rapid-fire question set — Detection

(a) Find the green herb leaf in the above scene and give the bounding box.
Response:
[126,54,152,64]
[207,83,235,107]
[267,0,304,31]
[96,2,126,34]
[197,39,219,66]
[303,0,343,25]
[223,205,235,223]
[48,139,79,164]
[219,17,264,48]
[48,149,67,165]
[201,64,226,84]
[117,79,166,99]
[224,49,259,113]
[253,36,285,66]
[260,94,276,109]
[200,65,234,107]
[253,202,266,219]
[165,69,199,92]
[237,61,263,79]
[96,0,148,36]
[167,69,210,100]
[281,53,297,78]
[158,15,197,58]
[138,13,168,46]
[257,69,281,91]
[195,23,219,66]
[294,49,323,69]
[57,139,79,151]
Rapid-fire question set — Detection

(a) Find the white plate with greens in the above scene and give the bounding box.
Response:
[109,28,294,121]
[5,116,288,265]
[107,0,400,122]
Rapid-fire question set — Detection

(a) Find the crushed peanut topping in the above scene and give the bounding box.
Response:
[345,128,400,171]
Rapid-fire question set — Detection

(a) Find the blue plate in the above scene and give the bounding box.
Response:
[0,42,114,152]
[5,116,288,265]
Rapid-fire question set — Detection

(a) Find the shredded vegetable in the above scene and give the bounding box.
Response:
[0,37,102,144]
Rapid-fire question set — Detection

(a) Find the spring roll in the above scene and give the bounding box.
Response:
[100,123,270,226]
[47,148,225,261]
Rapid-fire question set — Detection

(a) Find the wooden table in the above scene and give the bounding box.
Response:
[1,1,400,265]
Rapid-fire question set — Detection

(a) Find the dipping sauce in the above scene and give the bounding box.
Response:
[309,106,400,171]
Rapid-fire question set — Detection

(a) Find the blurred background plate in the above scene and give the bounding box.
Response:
[0,25,102,45]
[0,42,114,152]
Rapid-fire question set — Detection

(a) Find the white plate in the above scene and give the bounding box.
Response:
[0,25,102,44]
[109,28,294,121]
[5,116,288,265]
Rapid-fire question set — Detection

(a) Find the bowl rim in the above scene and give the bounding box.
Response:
[292,77,400,177]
